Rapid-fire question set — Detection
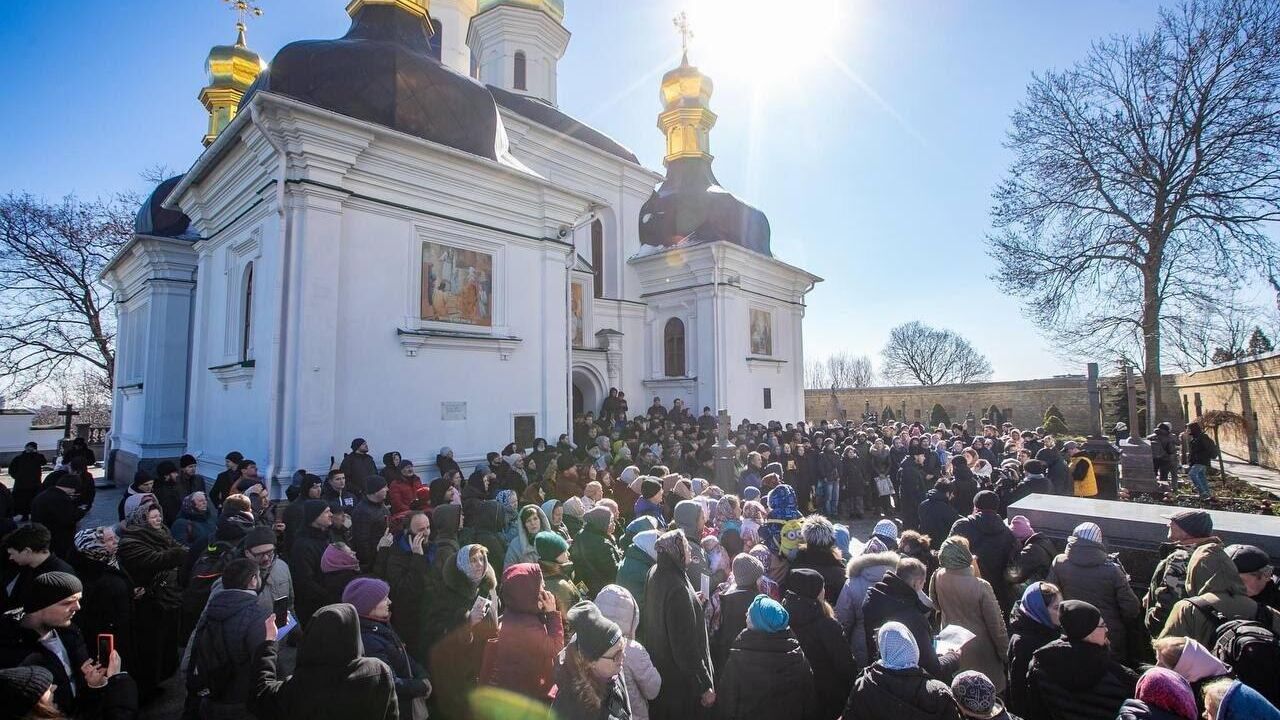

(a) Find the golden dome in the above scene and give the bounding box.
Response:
[476,0,565,22]
[199,27,265,147]
[657,53,716,165]
[345,0,429,19]
[660,53,713,111]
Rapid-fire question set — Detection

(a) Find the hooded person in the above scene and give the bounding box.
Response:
[571,505,623,598]
[542,498,573,544]
[505,503,552,569]
[1006,582,1062,717]
[481,563,564,702]
[595,584,662,720]
[836,536,900,667]
[423,544,499,719]
[717,594,817,720]
[549,601,631,720]
[844,622,961,720]
[536,530,582,615]
[782,569,855,720]
[1045,522,1141,657]
[1117,667,1198,720]
[1025,600,1140,720]
[617,528,661,615]
[672,499,712,587]
[250,602,398,720]
[1206,679,1280,720]
[562,496,587,538]
[640,530,714,720]
[428,503,462,576]
[712,553,765,674]
[948,491,1017,612]
[618,515,660,553]
[1006,515,1057,595]
[929,536,1009,692]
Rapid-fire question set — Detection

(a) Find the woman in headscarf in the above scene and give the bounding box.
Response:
[562,496,587,538]
[844,622,960,720]
[504,504,551,569]
[1204,678,1280,720]
[640,530,714,720]
[423,544,499,719]
[782,569,854,720]
[541,498,572,545]
[1153,636,1232,716]
[249,603,398,720]
[1006,581,1062,717]
[68,525,134,669]
[117,501,188,700]
[550,601,631,720]
[495,489,520,546]
[1118,667,1199,720]
[929,536,1008,692]
[717,594,817,720]
[171,491,218,551]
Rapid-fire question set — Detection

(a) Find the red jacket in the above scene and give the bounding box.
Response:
[387,477,423,515]
[481,564,564,702]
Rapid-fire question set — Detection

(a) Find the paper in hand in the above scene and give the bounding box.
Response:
[935,624,976,655]
[700,572,711,599]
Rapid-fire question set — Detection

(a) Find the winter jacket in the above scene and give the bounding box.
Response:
[718,628,817,720]
[835,550,899,667]
[338,451,379,495]
[929,566,1009,692]
[30,486,78,557]
[640,552,713,720]
[862,571,949,682]
[1144,538,1221,636]
[1008,474,1052,507]
[542,560,583,616]
[1025,639,1139,720]
[379,534,434,664]
[1005,603,1060,718]
[1160,541,1280,649]
[1187,432,1217,467]
[424,556,499,720]
[153,478,184,527]
[2,552,74,612]
[1009,533,1057,590]
[633,497,666,527]
[504,504,551,569]
[1035,447,1071,496]
[917,489,959,547]
[290,525,332,623]
[483,564,564,702]
[549,653,632,720]
[790,546,846,606]
[949,511,1017,611]
[460,500,510,579]
[571,515,623,599]
[0,613,140,720]
[712,587,756,675]
[616,543,657,615]
[359,617,431,720]
[388,476,424,516]
[192,588,271,712]
[784,592,855,720]
[1045,537,1141,652]
[949,471,978,516]
[1116,699,1189,720]
[596,585,662,720]
[844,662,961,720]
[898,459,927,520]
[172,507,219,551]
[352,496,390,572]
[250,604,398,720]
[69,548,135,668]
[6,450,46,514]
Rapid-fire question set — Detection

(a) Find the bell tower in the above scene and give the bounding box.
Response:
[467,0,569,104]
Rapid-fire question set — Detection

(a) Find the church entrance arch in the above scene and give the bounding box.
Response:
[572,364,605,418]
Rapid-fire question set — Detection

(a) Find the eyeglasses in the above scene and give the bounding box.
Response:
[247,548,276,559]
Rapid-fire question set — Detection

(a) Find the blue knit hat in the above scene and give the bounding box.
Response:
[747,594,789,633]
[877,621,919,670]
[873,518,899,542]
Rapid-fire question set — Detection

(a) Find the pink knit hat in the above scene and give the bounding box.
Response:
[1009,515,1034,541]
[1135,667,1197,720]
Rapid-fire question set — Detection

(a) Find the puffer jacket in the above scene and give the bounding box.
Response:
[192,588,270,712]
[1045,536,1141,652]
[718,628,817,720]
[949,511,1016,611]
[844,662,961,720]
[1006,603,1060,718]
[1009,533,1057,589]
[482,563,563,702]
[595,585,662,720]
[917,488,959,548]
[835,550,899,667]
[616,542,656,615]
[570,512,622,599]
[1160,541,1280,649]
[1026,639,1138,720]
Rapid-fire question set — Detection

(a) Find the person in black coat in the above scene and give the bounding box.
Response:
[1006,582,1062,718]
[190,558,271,719]
[790,515,847,605]
[346,577,432,720]
[0,523,75,612]
[1008,461,1053,507]
[845,621,960,720]
[713,555,763,677]
[68,526,135,671]
[116,503,188,700]
[1026,600,1139,720]
[250,602,399,720]
[151,461,184,527]
[1035,446,1070,497]
[376,511,434,664]
[918,481,960,546]
[339,438,379,496]
[351,479,390,572]
[949,458,979,516]
[948,491,1016,612]
[209,451,243,509]
[862,558,958,683]
[7,442,47,518]
[718,594,817,720]
[29,474,80,559]
[783,569,855,720]
[898,451,928,530]
[289,500,334,624]
[640,530,714,720]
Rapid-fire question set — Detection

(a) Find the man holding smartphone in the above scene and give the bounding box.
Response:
[190,558,271,719]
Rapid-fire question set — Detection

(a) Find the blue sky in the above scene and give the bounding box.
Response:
[0,0,1189,381]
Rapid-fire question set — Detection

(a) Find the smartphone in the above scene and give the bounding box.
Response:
[273,597,289,627]
[470,595,491,618]
[96,633,114,665]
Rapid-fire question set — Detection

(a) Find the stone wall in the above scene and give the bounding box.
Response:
[1172,352,1280,468]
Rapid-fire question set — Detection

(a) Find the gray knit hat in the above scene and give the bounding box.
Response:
[566,601,623,660]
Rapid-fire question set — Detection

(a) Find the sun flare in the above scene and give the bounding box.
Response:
[687,0,842,83]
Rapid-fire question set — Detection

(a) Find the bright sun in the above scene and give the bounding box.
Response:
[687,0,842,83]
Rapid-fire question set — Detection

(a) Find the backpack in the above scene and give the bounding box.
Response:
[1190,597,1280,705]
[181,541,239,618]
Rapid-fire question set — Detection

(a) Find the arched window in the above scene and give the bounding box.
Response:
[514,51,527,90]
[591,219,604,299]
[241,262,254,362]
[664,317,685,377]
[428,19,443,61]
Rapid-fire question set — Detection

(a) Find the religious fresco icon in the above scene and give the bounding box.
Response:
[420,241,493,327]
[750,308,773,356]
[571,282,585,347]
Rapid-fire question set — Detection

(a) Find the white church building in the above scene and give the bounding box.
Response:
[102,0,820,486]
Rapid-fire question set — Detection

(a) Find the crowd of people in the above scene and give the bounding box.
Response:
[0,397,1275,720]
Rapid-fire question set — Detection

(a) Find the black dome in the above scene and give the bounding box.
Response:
[134,176,192,238]
[638,158,771,256]
[242,5,503,161]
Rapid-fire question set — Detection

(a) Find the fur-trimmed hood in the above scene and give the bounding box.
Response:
[846,551,900,579]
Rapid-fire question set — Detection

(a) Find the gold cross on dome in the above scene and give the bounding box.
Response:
[225,0,264,35]
[673,11,694,56]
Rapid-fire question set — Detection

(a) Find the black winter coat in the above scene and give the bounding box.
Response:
[899,458,926,508]
[378,540,434,664]
[359,617,430,720]
[844,663,960,720]
[1035,448,1070,496]
[6,450,46,512]
[949,511,1016,611]
[784,593,855,720]
[1025,640,1138,720]
[790,547,847,606]
[30,486,78,557]
[718,628,817,720]
[289,525,331,622]
[1010,534,1057,587]
[641,553,713,720]
[69,548,135,668]
[351,497,389,571]
[118,522,188,695]
[917,489,959,546]
[250,604,399,720]
[2,552,74,612]
[862,571,947,681]
[339,451,379,495]
[1005,604,1060,718]
[153,478,184,527]
[1008,474,1053,507]
[192,587,270,708]
[1117,700,1186,720]
[712,588,755,676]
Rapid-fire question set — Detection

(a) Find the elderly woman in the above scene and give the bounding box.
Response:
[117,501,188,700]
[845,622,960,720]
[68,526,134,667]
[171,491,218,550]
[929,537,1008,692]
[641,529,714,720]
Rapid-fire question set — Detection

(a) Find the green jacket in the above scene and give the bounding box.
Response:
[616,543,656,614]
[540,561,582,615]
[569,524,622,599]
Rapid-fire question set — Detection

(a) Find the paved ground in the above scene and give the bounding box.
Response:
[1221,452,1280,496]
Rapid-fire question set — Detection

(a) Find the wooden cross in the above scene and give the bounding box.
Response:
[673,11,694,56]
[57,404,79,439]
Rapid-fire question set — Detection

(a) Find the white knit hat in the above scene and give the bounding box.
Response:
[1072,521,1103,544]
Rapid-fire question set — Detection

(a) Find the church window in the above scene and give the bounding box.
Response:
[428,19,443,61]
[763,388,772,410]
[241,262,254,362]
[591,219,604,299]
[663,317,685,377]
[514,51,527,90]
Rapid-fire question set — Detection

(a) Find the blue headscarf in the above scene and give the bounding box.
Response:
[1019,582,1056,628]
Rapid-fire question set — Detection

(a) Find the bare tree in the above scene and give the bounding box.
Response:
[825,352,876,388]
[805,359,831,390]
[880,322,994,385]
[1164,295,1255,371]
[0,193,135,398]
[988,0,1280,425]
